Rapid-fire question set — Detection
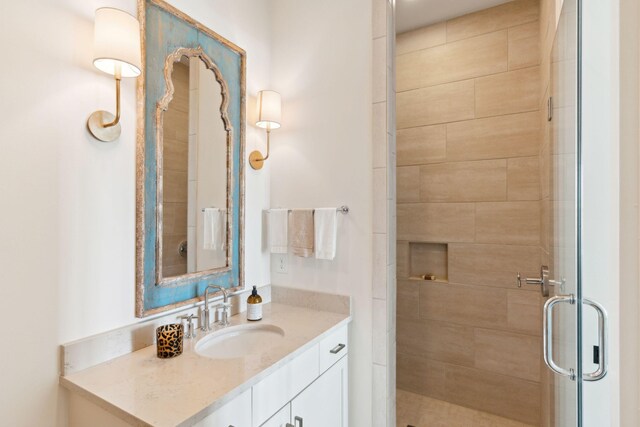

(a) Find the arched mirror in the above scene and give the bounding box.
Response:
[136,0,245,317]
[159,51,230,280]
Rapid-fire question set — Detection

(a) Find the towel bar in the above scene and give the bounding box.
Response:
[266,206,349,214]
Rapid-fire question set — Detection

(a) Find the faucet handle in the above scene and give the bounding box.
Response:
[177,313,199,339]
[214,302,232,326]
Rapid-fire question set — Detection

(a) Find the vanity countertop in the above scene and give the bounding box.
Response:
[60,302,351,427]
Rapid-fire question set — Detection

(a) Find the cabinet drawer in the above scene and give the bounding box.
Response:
[252,343,320,427]
[195,388,251,427]
[319,324,348,373]
[259,403,290,427]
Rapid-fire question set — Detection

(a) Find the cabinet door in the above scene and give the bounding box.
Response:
[195,389,252,427]
[260,403,291,427]
[290,356,348,427]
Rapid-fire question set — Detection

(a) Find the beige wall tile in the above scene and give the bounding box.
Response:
[163,263,187,277]
[163,202,187,235]
[397,203,475,242]
[444,364,541,425]
[397,80,475,129]
[509,21,540,70]
[448,243,541,288]
[397,241,410,279]
[397,280,420,319]
[507,289,542,335]
[163,109,189,141]
[163,170,188,203]
[373,233,388,300]
[163,137,188,172]
[446,0,539,42]
[419,159,507,202]
[397,317,475,366]
[397,23,446,55]
[475,201,541,245]
[446,112,540,161]
[162,233,188,268]
[397,30,508,92]
[373,36,387,103]
[419,282,508,329]
[540,134,551,199]
[372,0,387,39]
[372,101,387,168]
[373,168,387,233]
[508,156,541,200]
[397,166,420,203]
[541,198,551,252]
[474,328,541,381]
[397,125,446,166]
[397,353,448,400]
[475,66,540,118]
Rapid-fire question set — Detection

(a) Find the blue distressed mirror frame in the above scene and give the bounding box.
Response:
[135,0,245,317]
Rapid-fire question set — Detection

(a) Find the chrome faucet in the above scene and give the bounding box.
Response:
[201,285,230,331]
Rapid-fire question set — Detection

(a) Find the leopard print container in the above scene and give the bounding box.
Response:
[156,323,184,358]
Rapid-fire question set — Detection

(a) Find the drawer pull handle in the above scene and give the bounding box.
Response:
[330,343,346,354]
[295,416,304,427]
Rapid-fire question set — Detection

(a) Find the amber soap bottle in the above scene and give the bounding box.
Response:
[247,286,263,321]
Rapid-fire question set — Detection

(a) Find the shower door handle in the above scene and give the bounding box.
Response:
[543,294,576,380]
[583,298,608,381]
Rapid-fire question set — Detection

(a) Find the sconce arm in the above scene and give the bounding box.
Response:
[102,76,121,128]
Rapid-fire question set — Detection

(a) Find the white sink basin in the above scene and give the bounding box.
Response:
[195,324,286,359]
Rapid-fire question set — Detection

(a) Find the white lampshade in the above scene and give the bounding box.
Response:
[93,8,142,78]
[256,90,281,129]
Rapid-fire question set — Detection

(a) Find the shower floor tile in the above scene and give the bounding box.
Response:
[396,389,536,427]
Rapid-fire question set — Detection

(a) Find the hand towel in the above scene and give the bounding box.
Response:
[203,208,226,251]
[268,209,289,254]
[289,209,314,257]
[314,208,337,260]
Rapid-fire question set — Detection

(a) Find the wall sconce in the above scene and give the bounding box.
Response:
[249,90,281,170]
[87,8,142,142]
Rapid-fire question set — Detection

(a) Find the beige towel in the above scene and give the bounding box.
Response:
[288,209,314,257]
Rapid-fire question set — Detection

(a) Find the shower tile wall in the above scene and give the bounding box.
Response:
[396,1,543,425]
[162,62,190,277]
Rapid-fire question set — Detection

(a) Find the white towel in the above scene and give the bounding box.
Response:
[268,209,289,254]
[314,208,337,260]
[203,208,226,251]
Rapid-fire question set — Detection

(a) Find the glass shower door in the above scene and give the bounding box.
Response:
[544,0,609,425]
[546,0,580,424]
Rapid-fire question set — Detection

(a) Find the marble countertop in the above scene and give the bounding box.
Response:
[60,302,351,427]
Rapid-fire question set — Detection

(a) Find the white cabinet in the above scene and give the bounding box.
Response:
[195,389,252,427]
[252,344,320,426]
[259,404,291,427]
[290,356,348,427]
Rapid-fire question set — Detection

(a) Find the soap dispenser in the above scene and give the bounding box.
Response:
[247,286,263,321]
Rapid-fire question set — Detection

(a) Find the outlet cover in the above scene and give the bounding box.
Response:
[276,254,288,274]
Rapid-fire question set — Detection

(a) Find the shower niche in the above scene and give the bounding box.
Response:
[408,242,448,283]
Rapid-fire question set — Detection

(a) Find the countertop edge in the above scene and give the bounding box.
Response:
[60,376,153,427]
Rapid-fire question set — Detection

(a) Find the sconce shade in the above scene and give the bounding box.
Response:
[256,90,281,130]
[93,8,142,78]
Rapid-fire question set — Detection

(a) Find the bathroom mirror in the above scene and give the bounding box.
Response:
[161,54,229,278]
[136,0,245,317]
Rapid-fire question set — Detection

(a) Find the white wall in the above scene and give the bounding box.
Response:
[580,0,631,424]
[0,0,271,425]
[268,1,373,426]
